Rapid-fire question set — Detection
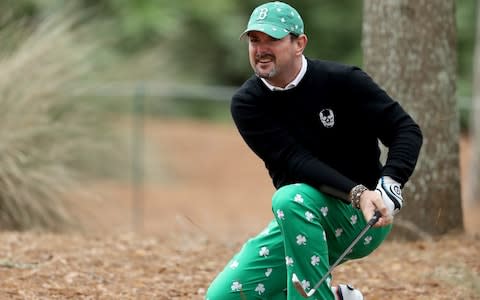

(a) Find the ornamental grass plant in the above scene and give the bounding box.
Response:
[0,8,122,231]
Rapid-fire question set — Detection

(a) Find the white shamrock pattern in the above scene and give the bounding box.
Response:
[335,228,343,237]
[301,279,311,290]
[350,215,358,225]
[364,236,373,245]
[305,211,315,222]
[265,268,272,277]
[296,234,307,245]
[255,283,265,295]
[285,256,294,267]
[276,209,285,220]
[294,194,304,203]
[259,246,270,257]
[230,260,239,269]
[323,230,327,241]
[311,255,320,266]
[231,281,242,292]
[320,206,328,216]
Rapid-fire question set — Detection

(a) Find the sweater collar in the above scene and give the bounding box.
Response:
[260,55,307,91]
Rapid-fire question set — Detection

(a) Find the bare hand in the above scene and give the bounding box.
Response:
[359,190,393,227]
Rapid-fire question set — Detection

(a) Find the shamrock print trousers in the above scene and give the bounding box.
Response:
[206,183,392,300]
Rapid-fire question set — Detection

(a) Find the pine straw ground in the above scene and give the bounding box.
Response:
[0,119,479,300]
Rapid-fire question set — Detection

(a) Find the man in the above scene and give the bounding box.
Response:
[206,1,422,299]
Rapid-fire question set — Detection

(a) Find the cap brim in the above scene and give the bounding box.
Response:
[239,23,290,40]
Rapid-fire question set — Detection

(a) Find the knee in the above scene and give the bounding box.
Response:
[271,183,330,215]
[271,183,305,213]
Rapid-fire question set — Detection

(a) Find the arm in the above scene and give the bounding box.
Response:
[345,67,423,223]
[346,67,423,185]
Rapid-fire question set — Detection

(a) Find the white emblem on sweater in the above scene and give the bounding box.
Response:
[319,109,335,128]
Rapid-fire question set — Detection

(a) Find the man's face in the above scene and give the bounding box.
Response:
[247,31,299,85]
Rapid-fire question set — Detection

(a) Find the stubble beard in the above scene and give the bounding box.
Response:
[255,66,277,79]
[254,53,278,79]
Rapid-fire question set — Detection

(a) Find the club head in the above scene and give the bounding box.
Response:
[292,273,315,298]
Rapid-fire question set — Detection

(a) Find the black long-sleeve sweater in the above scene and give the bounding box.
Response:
[231,58,423,201]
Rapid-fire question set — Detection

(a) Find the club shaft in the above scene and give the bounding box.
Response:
[299,211,382,297]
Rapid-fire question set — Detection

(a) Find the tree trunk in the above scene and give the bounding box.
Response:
[468,0,480,206]
[363,0,463,239]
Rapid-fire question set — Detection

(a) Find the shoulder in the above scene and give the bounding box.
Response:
[304,58,366,88]
[307,58,378,91]
[306,58,356,76]
[232,76,267,106]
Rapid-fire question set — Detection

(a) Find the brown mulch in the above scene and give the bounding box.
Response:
[0,119,479,300]
[0,232,478,300]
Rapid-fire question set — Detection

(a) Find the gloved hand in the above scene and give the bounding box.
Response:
[375,176,403,216]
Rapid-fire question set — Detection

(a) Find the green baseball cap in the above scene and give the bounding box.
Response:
[241,1,304,39]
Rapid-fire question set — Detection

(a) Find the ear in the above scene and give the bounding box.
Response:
[295,34,308,55]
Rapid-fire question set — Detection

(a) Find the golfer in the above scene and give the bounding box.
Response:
[206,2,422,299]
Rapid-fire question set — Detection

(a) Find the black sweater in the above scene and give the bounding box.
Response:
[230,58,423,201]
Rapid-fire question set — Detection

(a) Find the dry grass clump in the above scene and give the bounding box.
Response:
[0,9,120,231]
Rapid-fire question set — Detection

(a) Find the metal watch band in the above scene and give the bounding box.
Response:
[349,184,368,209]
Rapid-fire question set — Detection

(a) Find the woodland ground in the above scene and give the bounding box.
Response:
[0,118,479,300]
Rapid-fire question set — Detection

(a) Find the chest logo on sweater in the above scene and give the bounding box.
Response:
[319,109,335,128]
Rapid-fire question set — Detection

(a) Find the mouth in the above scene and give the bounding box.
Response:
[258,58,272,63]
[256,54,275,65]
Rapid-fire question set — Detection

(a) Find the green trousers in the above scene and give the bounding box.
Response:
[206,183,391,300]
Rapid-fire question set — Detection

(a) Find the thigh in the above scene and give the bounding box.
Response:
[298,183,391,263]
[206,219,287,300]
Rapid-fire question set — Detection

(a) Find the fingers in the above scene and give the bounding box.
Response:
[359,190,393,227]
[373,201,391,227]
[374,214,393,227]
[372,199,393,227]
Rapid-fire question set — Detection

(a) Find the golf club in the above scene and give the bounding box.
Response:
[292,210,382,298]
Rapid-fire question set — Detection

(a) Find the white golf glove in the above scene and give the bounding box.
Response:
[375,176,403,216]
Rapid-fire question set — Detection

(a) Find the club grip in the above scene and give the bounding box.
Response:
[367,210,382,226]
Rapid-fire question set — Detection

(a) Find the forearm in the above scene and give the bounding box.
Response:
[382,122,423,185]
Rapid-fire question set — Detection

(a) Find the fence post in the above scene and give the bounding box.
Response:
[132,84,145,232]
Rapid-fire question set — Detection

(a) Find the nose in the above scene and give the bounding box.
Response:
[251,41,270,53]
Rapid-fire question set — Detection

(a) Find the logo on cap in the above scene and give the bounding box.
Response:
[257,8,269,20]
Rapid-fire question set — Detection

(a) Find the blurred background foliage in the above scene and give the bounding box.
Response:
[0,0,476,122]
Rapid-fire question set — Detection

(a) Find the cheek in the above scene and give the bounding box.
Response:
[278,47,295,63]
[248,45,256,58]
[248,49,255,63]
[248,49,257,69]
[272,49,286,64]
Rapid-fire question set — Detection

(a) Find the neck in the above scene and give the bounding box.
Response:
[266,56,303,88]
